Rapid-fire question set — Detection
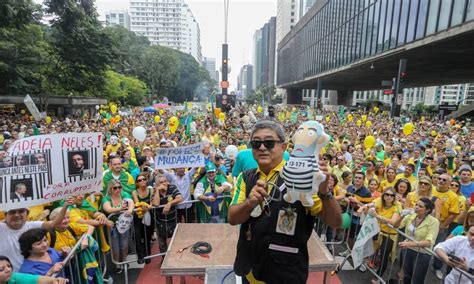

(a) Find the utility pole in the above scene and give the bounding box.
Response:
[221,0,230,97]
[391,59,407,118]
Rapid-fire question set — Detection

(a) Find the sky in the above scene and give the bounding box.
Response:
[94,0,277,90]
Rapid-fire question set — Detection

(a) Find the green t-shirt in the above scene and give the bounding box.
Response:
[9,272,40,284]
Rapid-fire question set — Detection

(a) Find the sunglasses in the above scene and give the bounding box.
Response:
[384,193,395,197]
[354,176,364,180]
[419,182,430,186]
[438,178,448,182]
[137,178,147,182]
[113,186,122,190]
[250,140,282,150]
[450,183,460,187]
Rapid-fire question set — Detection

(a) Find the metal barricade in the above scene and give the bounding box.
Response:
[105,196,232,284]
[53,233,113,284]
[325,208,474,284]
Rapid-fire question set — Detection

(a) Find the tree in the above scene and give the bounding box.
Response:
[246,84,276,104]
[105,25,150,75]
[170,51,202,102]
[103,70,147,106]
[0,0,48,96]
[137,45,180,100]
[44,0,116,96]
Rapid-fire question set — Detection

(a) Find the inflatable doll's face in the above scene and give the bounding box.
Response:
[292,122,323,157]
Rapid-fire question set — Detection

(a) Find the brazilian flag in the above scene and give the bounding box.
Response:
[76,235,103,284]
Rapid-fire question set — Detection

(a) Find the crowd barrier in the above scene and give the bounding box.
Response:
[105,196,231,284]
[315,208,474,284]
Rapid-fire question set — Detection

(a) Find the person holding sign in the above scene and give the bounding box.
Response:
[228,120,341,283]
[0,198,74,272]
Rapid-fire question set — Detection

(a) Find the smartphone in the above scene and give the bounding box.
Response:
[447,253,461,262]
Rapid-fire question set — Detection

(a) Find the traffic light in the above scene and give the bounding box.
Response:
[398,59,407,83]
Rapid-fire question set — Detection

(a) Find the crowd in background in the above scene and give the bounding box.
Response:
[0,103,473,283]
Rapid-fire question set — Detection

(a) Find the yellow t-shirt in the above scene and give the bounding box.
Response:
[374,197,402,234]
[27,204,49,221]
[379,179,397,192]
[453,194,467,224]
[432,188,460,223]
[395,174,418,187]
[47,223,88,251]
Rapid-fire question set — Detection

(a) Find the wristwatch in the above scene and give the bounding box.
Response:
[317,191,333,201]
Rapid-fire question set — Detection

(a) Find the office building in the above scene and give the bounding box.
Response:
[237,64,254,99]
[105,10,131,30]
[129,0,202,63]
[252,17,276,89]
[202,57,219,87]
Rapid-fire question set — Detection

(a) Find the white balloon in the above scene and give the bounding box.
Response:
[225,145,239,160]
[132,126,147,142]
[95,105,100,110]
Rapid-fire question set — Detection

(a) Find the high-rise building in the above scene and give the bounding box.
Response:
[237,64,253,100]
[105,10,131,30]
[276,0,300,46]
[202,57,219,88]
[252,17,276,89]
[129,0,202,63]
[424,84,473,105]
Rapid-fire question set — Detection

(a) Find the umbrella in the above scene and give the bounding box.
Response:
[153,103,170,109]
[143,107,157,113]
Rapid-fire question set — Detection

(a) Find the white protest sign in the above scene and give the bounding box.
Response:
[0,133,103,211]
[155,143,205,170]
[351,214,380,268]
[23,95,42,121]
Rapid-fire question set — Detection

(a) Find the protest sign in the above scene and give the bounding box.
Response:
[0,133,103,211]
[351,214,380,268]
[23,95,42,121]
[155,143,205,170]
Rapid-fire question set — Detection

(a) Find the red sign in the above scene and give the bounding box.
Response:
[383,89,393,95]
[220,81,229,88]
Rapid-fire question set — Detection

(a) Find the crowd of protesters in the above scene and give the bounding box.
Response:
[0,103,473,283]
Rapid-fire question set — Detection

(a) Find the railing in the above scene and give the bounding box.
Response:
[104,196,232,284]
[315,208,474,284]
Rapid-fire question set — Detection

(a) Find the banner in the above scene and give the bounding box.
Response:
[155,143,205,170]
[0,133,103,211]
[23,95,42,121]
[351,214,380,268]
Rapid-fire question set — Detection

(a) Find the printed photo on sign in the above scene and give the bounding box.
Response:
[31,153,47,165]
[67,150,90,176]
[10,178,33,202]
[14,155,30,167]
[0,156,13,168]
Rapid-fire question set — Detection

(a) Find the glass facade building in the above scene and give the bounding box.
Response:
[277,0,474,86]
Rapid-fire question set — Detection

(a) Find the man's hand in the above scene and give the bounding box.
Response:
[318,162,330,195]
[247,180,268,208]
[208,196,216,202]
[163,203,172,214]
[449,256,469,272]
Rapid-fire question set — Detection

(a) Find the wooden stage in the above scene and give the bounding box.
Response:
[161,223,338,283]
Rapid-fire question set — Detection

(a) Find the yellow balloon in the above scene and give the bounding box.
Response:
[347,114,353,122]
[45,116,52,124]
[115,115,121,122]
[292,107,296,112]
[325,116,330,123]
[168,116,179,133]
[431,130,437,137]
[403,122,414,136]
[373,107,379,113]
[159,109,164,115]
[110,105,117,114]
[257,106,263,113]
[361,115,367,122]
[421,116,425,122]
[102,118,107,124]
[364,135,376,149]
[219,112,225,121]
[356,120,362,126]
[154,115,161,123]
[365,120,372,128]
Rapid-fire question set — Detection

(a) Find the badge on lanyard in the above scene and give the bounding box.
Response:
[167,195,173,202]
[276,207,297,236]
